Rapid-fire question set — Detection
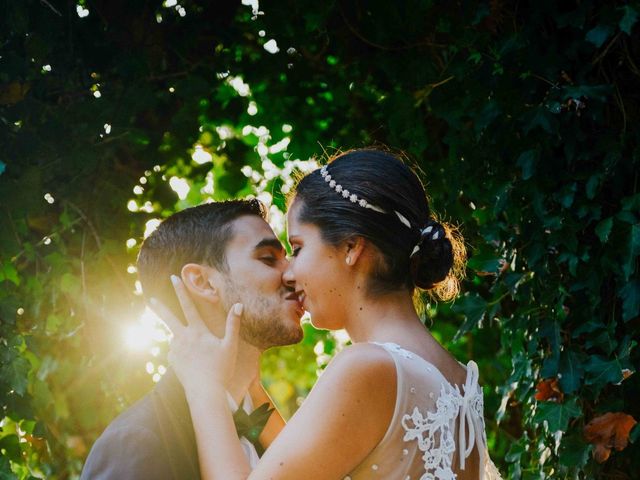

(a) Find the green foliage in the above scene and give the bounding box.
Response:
[1,0,639,478]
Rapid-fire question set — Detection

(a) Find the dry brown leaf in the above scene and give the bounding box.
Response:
[584,412,637,463]
[535,378,564,402]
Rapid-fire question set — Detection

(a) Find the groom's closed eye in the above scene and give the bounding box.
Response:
[258,254,278,265]
[254,238,286,266]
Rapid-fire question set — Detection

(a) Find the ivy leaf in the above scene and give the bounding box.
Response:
[573,321,602,337]
[585,328,618,355]
[467,252,505,276]
[59,273,80,294]
[618,280,639,322]
[0,356,30,396]
[534,397,581,432]
[623,224,640,280]
[516,150,537,180]
[631,423,640,443]
[586,25,613,48]
[595,217,613,243]
[0,456,18,479]
[562,85,611,102]
[621,193,640,212]
[586,174,602,199]
[540,320,561,377]
[619,6,639,35]
[452,292,487,340]
[559,433,591,468]
[0,262,20,286]
[0,435,20,461]
[584,355,624,385]
[558,350,584,394]
[523,108,556,134]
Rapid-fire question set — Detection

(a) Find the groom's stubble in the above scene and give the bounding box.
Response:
[220,275,303,350]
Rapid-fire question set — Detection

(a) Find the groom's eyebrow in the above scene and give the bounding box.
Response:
[254,238,285,252]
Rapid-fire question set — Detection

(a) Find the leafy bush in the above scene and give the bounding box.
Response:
[0,1,638,478]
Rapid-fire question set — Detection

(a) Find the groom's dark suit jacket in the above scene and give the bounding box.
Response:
[80,369,200,479]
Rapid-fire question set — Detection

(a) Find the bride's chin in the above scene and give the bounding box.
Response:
[308,314,329,331]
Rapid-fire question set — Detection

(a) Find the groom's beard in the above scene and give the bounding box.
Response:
[220,276,302,350]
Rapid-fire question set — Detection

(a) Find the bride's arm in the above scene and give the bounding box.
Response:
[156,279,396,480]
[184,343,395,480]
[245,343,396,480]
[186,382,253,479]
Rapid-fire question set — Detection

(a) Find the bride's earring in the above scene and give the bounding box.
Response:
[345,256,352,265]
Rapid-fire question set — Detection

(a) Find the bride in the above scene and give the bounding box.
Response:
[155,149,502,479]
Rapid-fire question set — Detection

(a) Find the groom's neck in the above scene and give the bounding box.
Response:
[227,341,261,405]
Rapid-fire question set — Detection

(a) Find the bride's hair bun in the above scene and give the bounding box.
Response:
[410,220,452,288]
[411,220,465,300]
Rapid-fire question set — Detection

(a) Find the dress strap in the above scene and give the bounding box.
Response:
[458,361,484,472]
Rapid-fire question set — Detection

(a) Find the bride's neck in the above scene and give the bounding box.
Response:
[344,289,423,343]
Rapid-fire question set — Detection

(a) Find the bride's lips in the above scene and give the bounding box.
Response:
[285,291,305,317]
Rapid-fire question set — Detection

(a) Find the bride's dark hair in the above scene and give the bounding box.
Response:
[291,148,465,301]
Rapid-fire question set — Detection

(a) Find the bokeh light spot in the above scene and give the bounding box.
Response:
[144,219,162,239]
[192,145,213,164]
[169,176,190,200]
[263,39,279,54]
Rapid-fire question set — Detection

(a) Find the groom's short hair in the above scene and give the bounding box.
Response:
[137,199,267,319]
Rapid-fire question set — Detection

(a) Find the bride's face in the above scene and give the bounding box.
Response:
[284,201,351,330]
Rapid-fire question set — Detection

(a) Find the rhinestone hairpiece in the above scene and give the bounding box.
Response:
[410,224,443,257]
[320,166,386,214]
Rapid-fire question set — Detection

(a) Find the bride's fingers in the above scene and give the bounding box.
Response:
[170,274,207,331]
[149,297,183,334]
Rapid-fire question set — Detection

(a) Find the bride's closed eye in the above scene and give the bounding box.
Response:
[291,247,301,257]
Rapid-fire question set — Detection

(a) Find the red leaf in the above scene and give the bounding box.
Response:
[535,378,564,402]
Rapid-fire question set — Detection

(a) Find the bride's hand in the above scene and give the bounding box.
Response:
[150,275,242,398]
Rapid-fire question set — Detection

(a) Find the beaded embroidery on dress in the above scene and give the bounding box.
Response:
[343,342,502,480]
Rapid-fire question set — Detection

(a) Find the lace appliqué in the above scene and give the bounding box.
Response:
[401,373,488,480]
[401,383,462,480]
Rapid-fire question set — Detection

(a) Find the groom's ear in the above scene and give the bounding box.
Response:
[180,263,220,304]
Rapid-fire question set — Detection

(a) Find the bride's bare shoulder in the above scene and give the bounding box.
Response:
[328,342,396,370]
[312,342,397,393]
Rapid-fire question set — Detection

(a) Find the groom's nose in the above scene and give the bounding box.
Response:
[282,265,295,289]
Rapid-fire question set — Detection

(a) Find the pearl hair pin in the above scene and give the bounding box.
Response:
[320,166,386,214]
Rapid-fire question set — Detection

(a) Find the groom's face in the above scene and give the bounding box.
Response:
[217,215,304,349]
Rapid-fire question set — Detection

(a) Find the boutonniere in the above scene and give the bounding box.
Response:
[232,401,274,455]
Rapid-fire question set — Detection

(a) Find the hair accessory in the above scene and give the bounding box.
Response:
[320,166,385,213]
[319,166,420,231]
[395,211,412,228]
[410,221,445,258]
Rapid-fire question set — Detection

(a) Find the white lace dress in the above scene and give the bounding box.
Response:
[344,343,502,480]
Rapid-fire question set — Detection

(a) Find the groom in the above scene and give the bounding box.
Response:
[80,200,304,479]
